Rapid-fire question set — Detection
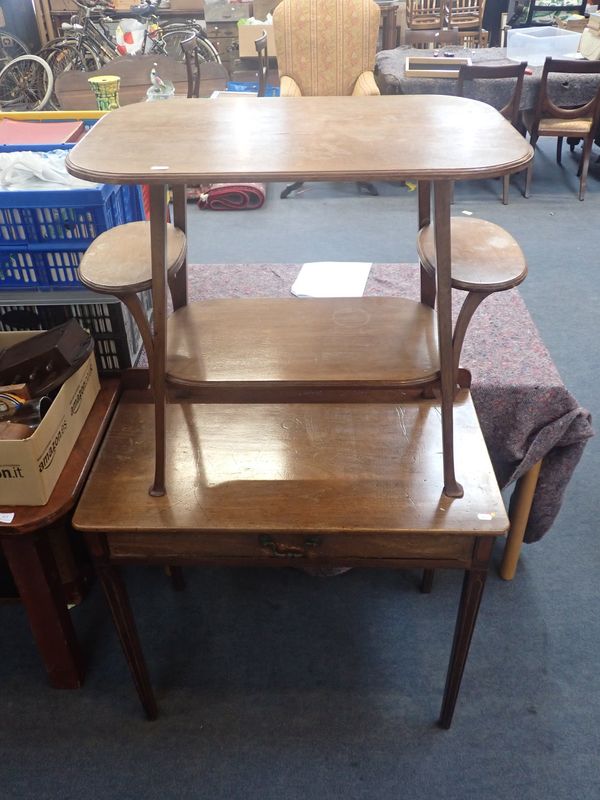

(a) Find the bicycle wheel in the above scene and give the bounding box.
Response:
[0,32,29,69]
[0,55,53,111]
[160,28,220,63]
[40,38,102,77]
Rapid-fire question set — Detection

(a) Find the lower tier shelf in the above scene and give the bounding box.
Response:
[165,296,440,392]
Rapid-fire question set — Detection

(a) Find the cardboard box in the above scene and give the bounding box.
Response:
[238,22,277,57]
[556,15,588,33]
[0,332,100,507]
[579,26,600,60]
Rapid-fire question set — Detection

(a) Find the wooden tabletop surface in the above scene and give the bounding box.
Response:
[73,389,508,537]
[66,95,533,185]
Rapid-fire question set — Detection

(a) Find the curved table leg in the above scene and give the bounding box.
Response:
[170,184,188,311]
[149,185,168,497]
[418,180,436,309]
[433,180,463,498]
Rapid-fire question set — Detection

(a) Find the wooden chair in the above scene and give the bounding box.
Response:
[181,33,202,98]
[405,0,445,30]
[523,57,600,201]
[447,0,486,30]
[78,221,187,385]
[273,0,381,198]
[457,61,527,203]
[458,28,489,48]
[254,30,268,98]
[405,28,460,48]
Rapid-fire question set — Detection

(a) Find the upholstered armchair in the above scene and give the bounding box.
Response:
[273,0,381,98]
[273,0,381,197]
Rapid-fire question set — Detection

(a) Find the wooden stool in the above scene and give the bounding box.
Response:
[417,217,527,378]
[78,221,187,383]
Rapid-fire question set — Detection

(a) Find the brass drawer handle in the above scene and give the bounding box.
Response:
[259,535,321,558]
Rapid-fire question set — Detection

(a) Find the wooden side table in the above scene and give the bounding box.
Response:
[65,96,532,502]
[73,387,508,727]
[0,380,119,689]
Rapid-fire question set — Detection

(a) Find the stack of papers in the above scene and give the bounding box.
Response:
[291,262,372,298]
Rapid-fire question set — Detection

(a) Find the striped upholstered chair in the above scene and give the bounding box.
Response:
[273,0,381,197]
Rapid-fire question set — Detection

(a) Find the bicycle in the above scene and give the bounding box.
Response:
[0,54,54,111]
[39,0,219,82]
[125,2,220,63]
[0,32,29,69]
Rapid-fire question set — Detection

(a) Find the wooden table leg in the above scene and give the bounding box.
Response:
[438,537,494,729]
[433,180,463,498]
[149,184,168,497]
[500,459,543,581]
[170,184,188,312]
[418,180,436,309]
[2,535,85,689]
[86,533,157,720]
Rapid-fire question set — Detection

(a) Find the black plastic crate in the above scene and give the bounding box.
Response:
[0,291,152,374]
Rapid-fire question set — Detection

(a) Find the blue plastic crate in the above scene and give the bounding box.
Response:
[226,81,280,96]
[0,145,144,289]
[0,242,85,290]
[0,182,144,246]
[0,290,152,374]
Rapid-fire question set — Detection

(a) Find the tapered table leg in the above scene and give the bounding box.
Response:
[149,184,168,497]
[438,537,494,729]
[2,535,85,689]
[87,534,157,720]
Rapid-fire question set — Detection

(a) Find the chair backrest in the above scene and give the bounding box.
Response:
[447,0,486,29]
[181,33,201,98]
[254,30,268,98]
[405,28,460,48]
[458,28,489,48]
[457,62,526,126]
[405,0,444,30]
[273,0,380,96]
[532,57,600,126]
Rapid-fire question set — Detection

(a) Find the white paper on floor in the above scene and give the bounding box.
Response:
[291,262,372,298]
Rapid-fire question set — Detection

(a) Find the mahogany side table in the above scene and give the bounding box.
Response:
[0,380,119,689]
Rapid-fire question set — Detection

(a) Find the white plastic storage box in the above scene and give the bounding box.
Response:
[0,290,152,374]
[507,27,582,66]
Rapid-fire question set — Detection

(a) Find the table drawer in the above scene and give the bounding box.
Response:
[107,531,476,565]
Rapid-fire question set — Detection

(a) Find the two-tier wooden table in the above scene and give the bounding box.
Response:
[65,95,532,499]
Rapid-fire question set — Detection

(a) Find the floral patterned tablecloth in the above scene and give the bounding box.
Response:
[179,262,593,543]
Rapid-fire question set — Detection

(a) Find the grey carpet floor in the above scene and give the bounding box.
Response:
[1,138,599,800]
